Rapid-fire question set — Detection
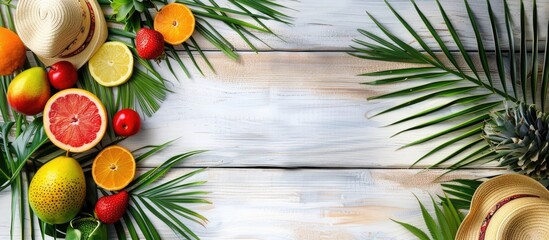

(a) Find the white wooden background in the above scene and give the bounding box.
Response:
[2,0,548,239]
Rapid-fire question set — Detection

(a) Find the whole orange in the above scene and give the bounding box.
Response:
[0,27,26,75]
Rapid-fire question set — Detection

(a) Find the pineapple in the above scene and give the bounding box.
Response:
[483,103,549,180]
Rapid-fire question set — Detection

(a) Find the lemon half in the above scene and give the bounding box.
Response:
[88,41,133,87]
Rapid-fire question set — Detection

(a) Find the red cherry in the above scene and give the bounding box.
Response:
[47,61,78,90]
[113,109,141,137]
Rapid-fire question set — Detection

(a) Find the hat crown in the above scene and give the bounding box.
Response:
[15,0,84,58]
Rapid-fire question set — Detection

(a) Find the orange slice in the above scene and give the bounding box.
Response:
[43,88,107,153]
[92,145,136,191]
[154,3,195,45]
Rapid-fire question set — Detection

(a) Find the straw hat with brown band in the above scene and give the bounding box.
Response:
[13,0,107,69]
[456,174,549,240]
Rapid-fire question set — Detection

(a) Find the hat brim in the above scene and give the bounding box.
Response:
[456,174,549,240]
[37,0,107,69]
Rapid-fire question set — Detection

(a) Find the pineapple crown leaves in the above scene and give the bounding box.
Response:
[351,0,549,172]
[483,103,549,180]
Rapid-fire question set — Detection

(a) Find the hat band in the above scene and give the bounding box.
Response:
[478,194,539,240]
[58,0,96,58]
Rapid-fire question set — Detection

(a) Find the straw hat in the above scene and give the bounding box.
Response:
[456,174,549,240]
[14,0,107,69]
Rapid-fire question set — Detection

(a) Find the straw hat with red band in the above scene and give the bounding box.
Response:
[456,174,549,240]
[13,0,107,69]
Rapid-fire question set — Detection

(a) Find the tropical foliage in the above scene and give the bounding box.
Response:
[351,0,547,238]
[392,178,485,239]
[351,0,547,173]
[0,0,291,239]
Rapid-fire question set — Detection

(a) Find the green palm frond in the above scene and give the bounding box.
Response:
[393,194,464,240]
[34,143,208,239]
[395,178,487,239]
[111,148,208,239]
[440,179,483,210]
[96,0,291,124]
[2,0,291,122]
[105,0,292,70]
[352,0,546,171]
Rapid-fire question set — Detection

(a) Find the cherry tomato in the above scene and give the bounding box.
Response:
[113,109,141,137]
[47,61,78,90]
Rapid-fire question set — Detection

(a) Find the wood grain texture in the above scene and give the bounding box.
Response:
[3,0,544,239]
[122,51,504,169]
[0,168,507,240]
[189,0,549,51]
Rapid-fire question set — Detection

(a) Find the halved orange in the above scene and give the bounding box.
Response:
[92,145,136,191]
[43,88,107,153]
[154,3,195,45]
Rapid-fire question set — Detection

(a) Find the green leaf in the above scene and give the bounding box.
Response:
[436,0,481,82]
[531,0,539,105]
[133,139,178,163]
[368,80,461,100]
[412,127,483,167]
[361,67,441,77]
[372,86,477,117]
[127,150,206,192]
[384,0,441,66]
[520,0,528,102]
[392,219,430,240]
[387,94,490,126]
[464,0,493,89]
[126,204,155,239]
[137,197,195,239]
[1,119,48,191]
[426,138,484,170]
[412,1,460,72]
[416,195,442,240]
[400,113,489,149]
[503,0,518,99]
[486,0,508,97]
[431,195,452,240]
[446,146,498,172]
[362,72,452,85]
[542,21,549,108]
[394,101,500,136]
[366,12,433,65]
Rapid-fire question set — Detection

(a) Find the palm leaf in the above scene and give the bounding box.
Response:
[440,178,484,210]
[352,0,546,171]
[100,146,210,239]
[392,219,430,240]
[395,178,482,239]
[80,143,210,240]
[395,194,463,240]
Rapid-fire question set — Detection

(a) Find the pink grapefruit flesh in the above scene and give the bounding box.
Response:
[43,88,107,153]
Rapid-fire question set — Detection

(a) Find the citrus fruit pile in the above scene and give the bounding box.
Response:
[0,1,197,230]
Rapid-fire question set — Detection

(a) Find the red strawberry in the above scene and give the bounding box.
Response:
[136,28,165,60]
[95,191,129,224]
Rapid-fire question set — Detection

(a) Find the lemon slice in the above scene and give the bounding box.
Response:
[88,41,133,87]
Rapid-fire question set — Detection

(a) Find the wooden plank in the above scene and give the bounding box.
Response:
[0,168,507,239]
[121,51,505,169]
[183,0,548,51]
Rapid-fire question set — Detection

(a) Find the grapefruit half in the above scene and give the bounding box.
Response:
[43,88,107,153]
